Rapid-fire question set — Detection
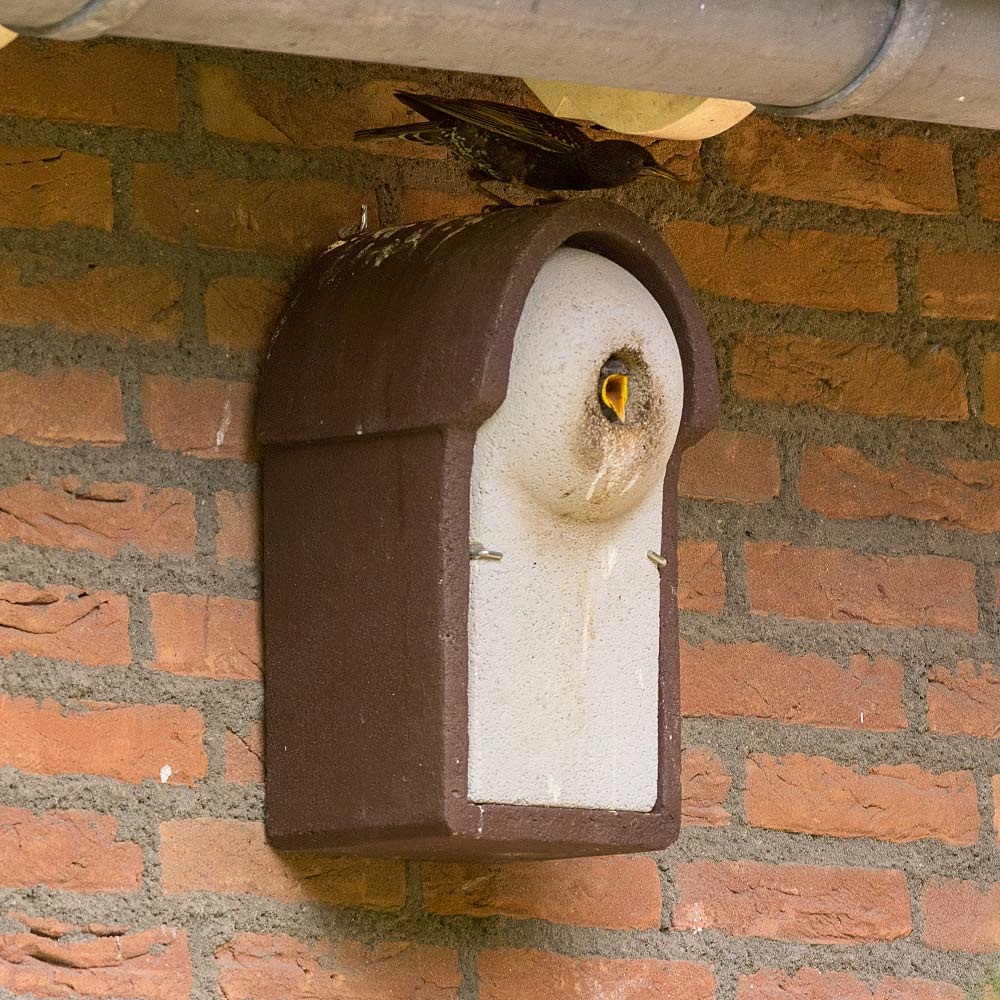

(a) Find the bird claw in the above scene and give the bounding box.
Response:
[480,201,517,214]
[337,203,370,239]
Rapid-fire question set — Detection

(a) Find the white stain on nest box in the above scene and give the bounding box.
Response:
[467,247,684,812]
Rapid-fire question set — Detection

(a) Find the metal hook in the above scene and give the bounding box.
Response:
[647,550,667,569]
[470,544,504,562]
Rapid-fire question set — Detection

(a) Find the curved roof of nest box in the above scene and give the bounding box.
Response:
[257,198,719,451]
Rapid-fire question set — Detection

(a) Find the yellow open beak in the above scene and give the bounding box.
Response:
[601,373,629,423]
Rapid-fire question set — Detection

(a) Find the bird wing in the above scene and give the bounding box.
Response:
[393,92,591,153]
[354,121,447,145]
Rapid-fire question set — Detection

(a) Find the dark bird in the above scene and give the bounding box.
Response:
[354,91,676,203]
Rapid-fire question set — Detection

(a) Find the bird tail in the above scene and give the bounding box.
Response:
[353,122,445,146]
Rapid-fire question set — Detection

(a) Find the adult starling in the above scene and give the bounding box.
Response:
[355,92,676,200]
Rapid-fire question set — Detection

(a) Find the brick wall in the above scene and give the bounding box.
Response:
[0,35,998,1000]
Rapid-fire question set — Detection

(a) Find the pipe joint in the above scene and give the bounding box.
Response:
[757,0,941,120]
[8,0,149,40]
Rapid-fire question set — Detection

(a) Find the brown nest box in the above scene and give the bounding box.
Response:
[257,199,719,860]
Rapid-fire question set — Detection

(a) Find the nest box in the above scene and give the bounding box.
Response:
[257,199,719,860]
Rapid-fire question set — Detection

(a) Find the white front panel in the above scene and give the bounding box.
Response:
[466,247,684,812]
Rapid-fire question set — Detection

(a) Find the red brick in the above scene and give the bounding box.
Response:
[149,593,261,681]
[927,661,1000,738]
[732,334,968,421]
[216,933,460,1000]
[477,949,715,1000]
[0,368,124,447]
[7,914,129,939]
[673,860,911,944]
[133,162,376,253]
[726,117,957,214]
[0,258,182,343]
[977,155,1000,220]
[736,967,964,1000]
[0,477,195,557]
[0,920,191,1000]
[0,40,178,130]
[877,980,966,1000]
[216,491,259,563]
[198,65,445,160]
[923,878,1000,953]
[0,807,142,892]
[984,353,1000,427]
[0,695,206,785]
[677,540,726,612]
[204,276,287,352]
[746,753,979,845]
[919,245,1000,321]
[0,145,111,231]
[745,541,977,632]
[142,375,255,461]
[0,580,130,666]
[680,640,905,730]
[679,429,780,503]
[681,747,731,827]
[800,443,1000,532]
[401,188,488,223]
[225,722,264,784]
[160,818,405,909]
[422,855,660,930]
[663,219,897,313]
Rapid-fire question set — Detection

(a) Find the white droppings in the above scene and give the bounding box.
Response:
[957,95,967,102]
[585,462,608,501]
[215,398,233,448]
[603,545,619,578]
[159,764,172,783]
[622,469,643,494]
[546,774,562,803]
[686,902,707,932]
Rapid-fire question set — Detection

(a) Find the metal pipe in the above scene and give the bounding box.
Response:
[4,0,1000,130]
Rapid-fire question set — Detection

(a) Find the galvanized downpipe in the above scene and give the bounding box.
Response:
[4,0,1000,131]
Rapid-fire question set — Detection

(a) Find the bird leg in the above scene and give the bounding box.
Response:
[473,180,519,213]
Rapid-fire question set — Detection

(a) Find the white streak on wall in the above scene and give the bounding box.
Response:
[215,398,232,449]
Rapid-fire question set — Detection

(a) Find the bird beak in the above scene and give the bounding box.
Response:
[641,163,676,180]
[601,373,629,423]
